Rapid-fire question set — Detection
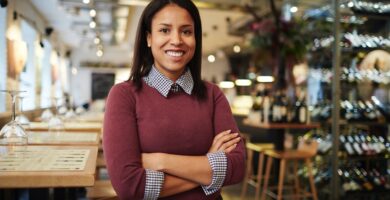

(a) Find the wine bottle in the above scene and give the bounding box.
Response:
[352,134,364,155]
[272,91,282,122]
[280,93,288,122]
[344,100,354,120]
[294,93,307,123]
[371,96,390,121]
[359,132,370,155]
[348,135,363,155]
[340,135,355,155]
[364,100,379,121]
[263,94,270,124]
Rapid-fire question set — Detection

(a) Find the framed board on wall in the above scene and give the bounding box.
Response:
[91,73,115,100]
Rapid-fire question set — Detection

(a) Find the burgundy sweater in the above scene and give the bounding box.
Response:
[103,81,246,200]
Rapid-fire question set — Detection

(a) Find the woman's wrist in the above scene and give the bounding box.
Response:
[157,153,167,172]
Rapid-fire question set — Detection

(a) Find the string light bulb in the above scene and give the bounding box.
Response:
[89,9,96,17]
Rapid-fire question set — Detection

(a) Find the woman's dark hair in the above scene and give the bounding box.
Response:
[129,0,206,99]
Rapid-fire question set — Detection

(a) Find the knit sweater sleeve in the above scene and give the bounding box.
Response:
[211,84,246,185]
[103,83,163,200]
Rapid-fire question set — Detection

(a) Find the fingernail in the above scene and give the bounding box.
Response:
[234,133,239,136]
[227,130,231,133]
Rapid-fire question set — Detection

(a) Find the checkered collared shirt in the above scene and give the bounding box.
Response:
[142,65,228,199]
[143,65,194,97]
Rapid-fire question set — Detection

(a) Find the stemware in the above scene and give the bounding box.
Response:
[48,97,65,132]
[15,96,30,127]
[0,90,28,145]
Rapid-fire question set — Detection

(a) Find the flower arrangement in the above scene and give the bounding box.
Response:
[248,15,311,89]
[250,18,309,64]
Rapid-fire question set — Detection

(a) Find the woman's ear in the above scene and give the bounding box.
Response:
[147,32,151,47]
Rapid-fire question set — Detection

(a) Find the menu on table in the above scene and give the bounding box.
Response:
[0,148,89,171]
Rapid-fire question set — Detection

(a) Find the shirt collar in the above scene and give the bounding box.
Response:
[143,65,194,97]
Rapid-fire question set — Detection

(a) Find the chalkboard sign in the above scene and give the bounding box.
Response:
[92,73,115,100]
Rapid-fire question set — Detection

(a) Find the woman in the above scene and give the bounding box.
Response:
[103,0,246,199]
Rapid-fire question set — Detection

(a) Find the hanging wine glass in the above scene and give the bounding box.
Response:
[41,97,54,122]
[40,108,53,122]
[48,97,65,132]
[15,96,30,128]
[0,90,28,145]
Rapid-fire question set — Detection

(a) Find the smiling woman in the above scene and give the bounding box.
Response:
[103,0,246,199]
[146,4,196,81]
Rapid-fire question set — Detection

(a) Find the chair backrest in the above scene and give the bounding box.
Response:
[297,139,318,157]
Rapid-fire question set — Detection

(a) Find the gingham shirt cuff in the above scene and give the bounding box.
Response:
[201,151,227,195]
[144,169,164,200]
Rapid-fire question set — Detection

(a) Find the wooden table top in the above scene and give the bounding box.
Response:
[0,145,98,188]
[243,119,321,130]
[27,131,100,146]
[75,112,104,123]
[27,122,102,132]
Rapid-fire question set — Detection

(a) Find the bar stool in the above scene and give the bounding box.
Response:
[261,139,318,200]
[241,142,274,200]
[86,180,117,200]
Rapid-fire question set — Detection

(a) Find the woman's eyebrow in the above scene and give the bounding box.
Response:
[157,23,193,28]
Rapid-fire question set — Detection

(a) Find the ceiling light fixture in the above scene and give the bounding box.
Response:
[71,67,78,75]
[45,27,54,36]
[13,10,17,20]
[89,21,96,29]
[233,45,241,53]
[218,81,235,89]
[39,35,44,48]
[207,54,216,63]
[89,9,96,17]
[83,0,90,4]
[235,79,252,86]
[94,37,100,44]
[96,49,103,57]
[290,6,298,13]
[256,76,274,83]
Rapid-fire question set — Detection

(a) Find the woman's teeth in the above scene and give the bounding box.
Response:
[166,51,184,57]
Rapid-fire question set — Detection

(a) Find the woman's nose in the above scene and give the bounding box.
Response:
[170,31,183,45]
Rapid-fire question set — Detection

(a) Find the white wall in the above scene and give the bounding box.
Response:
[70,68,91,106]
[201,52,230,83]
[70,67,130,106]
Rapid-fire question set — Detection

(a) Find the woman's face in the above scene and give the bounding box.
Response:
[147,4,196,81]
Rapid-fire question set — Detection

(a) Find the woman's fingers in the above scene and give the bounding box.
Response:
[219,137,240,151]
[212,130,231,145]
[218,133,239,145]
[208,130,241,153]
[224,143,237,153]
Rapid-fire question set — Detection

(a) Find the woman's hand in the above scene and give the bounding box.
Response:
[208,130,241,154]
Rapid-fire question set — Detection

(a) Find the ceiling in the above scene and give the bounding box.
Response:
[28,0,331,65]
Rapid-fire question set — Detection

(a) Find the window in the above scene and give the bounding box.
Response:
[51,51,64,105]
[20,20,37,110]
[0,7,6,112]
[40,39,52,108]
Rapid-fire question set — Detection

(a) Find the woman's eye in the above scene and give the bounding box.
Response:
[183,30,193,35]
[159,28,169,33]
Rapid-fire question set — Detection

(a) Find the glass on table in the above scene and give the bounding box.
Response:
[0,90,28,145]
[48,97,65,132]
[15,96,30,128]
[41,108,53,122]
